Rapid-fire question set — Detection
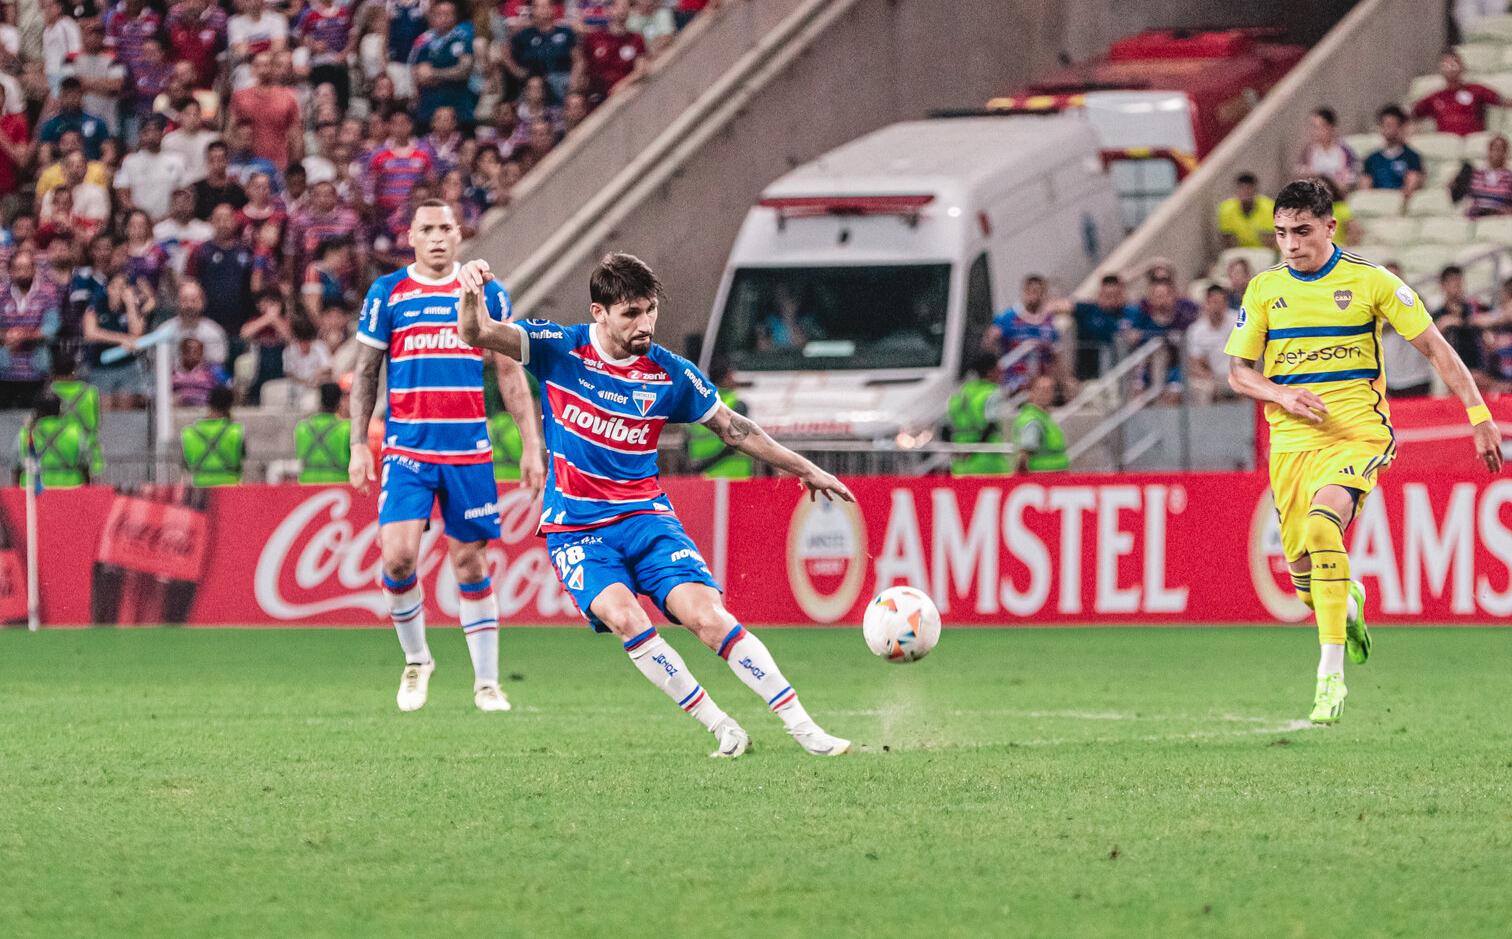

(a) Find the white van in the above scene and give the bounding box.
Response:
[700,115,1123,441]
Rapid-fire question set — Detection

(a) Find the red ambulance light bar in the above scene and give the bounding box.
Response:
[759,194,936,220]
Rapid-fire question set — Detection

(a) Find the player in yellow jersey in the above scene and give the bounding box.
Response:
[1225,179,1503,724]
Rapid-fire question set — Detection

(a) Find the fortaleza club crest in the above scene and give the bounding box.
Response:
[632,390,656,415]
[1333,289,1353,310]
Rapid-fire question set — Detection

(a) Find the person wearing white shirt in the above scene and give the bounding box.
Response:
[1184,285,1238,406]
[61,20,125,135]
[171,280,230,367]
[41,0,81,91]
[228,0,291,92]
[283,315,332,386]
[163,100,219,184]
[154,188,216,278]
[114,116,188,221]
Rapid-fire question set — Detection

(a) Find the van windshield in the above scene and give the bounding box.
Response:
[712,265,950,371]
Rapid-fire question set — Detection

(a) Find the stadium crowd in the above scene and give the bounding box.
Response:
[0,0,710,414]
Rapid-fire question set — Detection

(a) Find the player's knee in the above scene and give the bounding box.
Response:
[450,545,488,582]
[599,598,652,639]
[1303,507,1346,555]
[685,603,734,645]
[383,553,419,583]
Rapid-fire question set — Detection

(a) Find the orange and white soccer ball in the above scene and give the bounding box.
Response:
[862,586,941,663]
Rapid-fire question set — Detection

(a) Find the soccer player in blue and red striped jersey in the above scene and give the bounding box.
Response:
[458,252,854,757]
[348,199,544,713]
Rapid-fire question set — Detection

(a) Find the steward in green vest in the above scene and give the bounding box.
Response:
[948,351,1012,477]
[1012,374,1069,473]
[296,383,351,483]
[181,385,245,487]
[16,396,89,489]
[685,360,754,478]
[51,356,104,475]
[491,411,523,481]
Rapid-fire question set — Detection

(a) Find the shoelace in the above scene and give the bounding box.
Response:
[404,667,421,692]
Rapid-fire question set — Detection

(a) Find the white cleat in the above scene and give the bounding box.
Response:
[789,722,851,757]
[474,683,513,712]
[397,661,435,712]
[710,718,751,758]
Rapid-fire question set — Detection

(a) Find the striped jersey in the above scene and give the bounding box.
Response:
[1225,246,1432,454]
[512,320,721,533]
[357,262,510,464]
[367,146,432,215]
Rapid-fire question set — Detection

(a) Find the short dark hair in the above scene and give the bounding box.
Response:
[318,382,342,411]
[1274,178,1335,220]
[1442,47,1463,63]
[1100,273,1122,288]
[1023,273,1046,286]
[208,385,235,413]
[1377,104,1408,124]
[315,235,352,260]
[1235,172,1258,187]
[387,106,414,123]
[1206,284,1229,298]
[206,140,228,155]
[410,197,452,223]
[59,76,83,94]
[291,316,317,341]
[1441,264,1464,281]
[590,252,662,308]
[1312,107,1338,127]
[969,350,998,377]
[708,357,734,385]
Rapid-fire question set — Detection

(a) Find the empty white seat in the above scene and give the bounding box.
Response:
[1212,246,1276,281]
[1473,214,1512,244]
[1346,244,1400,267]
[1409,74,1448,103]
[1467,14,1512,43]
[1463,130,1496,161]
[1411,131,1466,161]
[1398,243,1457,277]
[1344,133,1379,159]
[1349,188,1408,217]
[1406,188,1456,216]
[1361,216,1421,246]
[1459,43,1506,72]
[1482,71,1512,100]
[1419,216,1477,244]
[1427,159,1464,188]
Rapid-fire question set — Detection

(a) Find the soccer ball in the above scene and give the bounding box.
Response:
[862,586,941,663]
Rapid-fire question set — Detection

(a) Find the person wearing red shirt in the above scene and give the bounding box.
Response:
[230,50,303,170]
[578,2,645,102]
[0,82,29,197]
[1412,49,1502,136]
[167,0,227,89]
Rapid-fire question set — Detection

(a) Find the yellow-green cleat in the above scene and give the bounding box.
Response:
[1310,673,1347,724]
[1346,580,1371,665]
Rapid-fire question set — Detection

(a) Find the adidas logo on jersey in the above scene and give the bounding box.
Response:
[560,402,653,446]
[400,330,472,354]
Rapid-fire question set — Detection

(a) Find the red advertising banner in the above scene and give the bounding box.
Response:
[7,472,1512,627]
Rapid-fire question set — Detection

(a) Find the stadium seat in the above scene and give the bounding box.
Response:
[1186,277,1214,304]
[1464,130,1496,161]
[1482,71,1512,100]
[1344,133,1378,159]
[1349,188,1408,218]
[1411,132,1466,162]
[1427,159,1463,188]
[1500,44,1512,69]
[1409,74,1448,102]
[1459,43,1506,72]
[1398,243,1457,278]
[1406,188,1456,216]
[1488,106,1512,133]
[1348,243,1400,267]
[258,379,318,413]
[1360,216,1420,246]
[1467,14,1512,43]
[1471,214,1512,244]
[1419,216,1476,245]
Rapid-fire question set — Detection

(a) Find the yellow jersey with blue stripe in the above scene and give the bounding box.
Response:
[1223,247,1432,453]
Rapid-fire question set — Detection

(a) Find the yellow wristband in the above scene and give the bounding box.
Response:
[1468,404,1492,426]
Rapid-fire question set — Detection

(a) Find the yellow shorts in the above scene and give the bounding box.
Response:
[1269,441,1393,563]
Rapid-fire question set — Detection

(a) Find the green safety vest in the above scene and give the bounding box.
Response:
[52,379,104,475]
[685,388,754,478]
[948,378,1012,476]
[181,418,245,487]
[296,413,351,484]
[490,412,523,481]
[1011,404,1070,472]
[17,417,87,489]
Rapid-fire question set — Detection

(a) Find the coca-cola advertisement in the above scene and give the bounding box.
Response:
[5,473,1510,627]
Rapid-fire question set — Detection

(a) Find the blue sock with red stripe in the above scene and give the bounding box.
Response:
[383,570,430,665]
[717,625,812,731]
[624,627,729,733]
[459,577,499,688]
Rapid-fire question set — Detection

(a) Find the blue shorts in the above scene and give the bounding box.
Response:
[378,455,501,543]
[546,513,721,632]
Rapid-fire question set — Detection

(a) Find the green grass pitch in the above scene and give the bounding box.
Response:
[2,626,1510,938]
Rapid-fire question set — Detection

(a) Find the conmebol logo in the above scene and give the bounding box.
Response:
[560,402,653,447]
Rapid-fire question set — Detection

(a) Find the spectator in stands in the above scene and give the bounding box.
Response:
[236,172,286,243]
[226,119,282,191]
[1433,265,1489,384]
[1071,274,1138,382]
[83,271,148,409]
[1465,134,1512,217]
[1216,172,1275,249]
[169,279,228,366]
[1225,257,1252,310]
[155,188,214,277]
[0,84,28,200]
[0,249,62,409]
[628,0,678,55]
[1413,48,1501,136]
[114,114,188,221]
[383,0,430,101]
[283,314,331,387]
[410,0,476,131]
[38,76,108,160]
[368,108,432,219]
[1296,108,1356,191]
[227,0,290,93]
[301,236,354,320]
[121,209,171,294]
[230,51,302,172]
[519,117,559,172]
[295,0,356,109]
[192,141,249,221]
[167,0,226,91]
[171,335,228,406]
[239,289,290,401]
[188,204,255,340]
[509,0,578,102]
[163,100,217,185]
[981,273,1058,395]
[1185,285,1236,405]
[1485,322,1512,392]
[61,20,123,139]
[48,151,109,235]
[1121,277,1195,403]
[318,301,354,360]
[579,2,647,102]
[41,0,81,94]
[1360,105,1424,200]
[516,75,563,132]
[563,91,591,134]
[127,36,174,128]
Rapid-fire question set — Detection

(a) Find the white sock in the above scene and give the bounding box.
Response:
[717,625,814,731]
[384,571,430,665]
[1318,643,1345,678]
[1347,587,1360,623]
[459,577,500,688]
[624,628,729,733]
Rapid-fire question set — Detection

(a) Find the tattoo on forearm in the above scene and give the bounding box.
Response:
[722,412,758,445]
[349,345,384,433]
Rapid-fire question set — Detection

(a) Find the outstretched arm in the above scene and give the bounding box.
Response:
[456,259,523,360]
[347,342,384,493]
[1410,323,1504,472]
[1228,356,1328,425]
[703,403,854,502]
